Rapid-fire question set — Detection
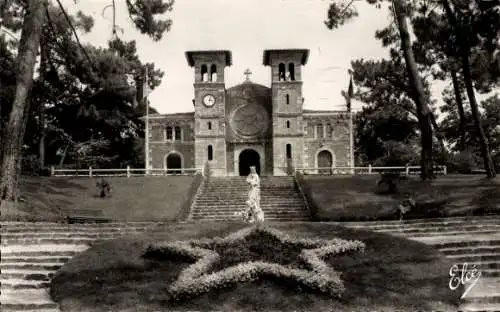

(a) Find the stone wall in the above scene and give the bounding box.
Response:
[195,137,227,176]
[302,113,352,169]
[148,115,195,170]
[272,137,304,176]
[150,142,195,169]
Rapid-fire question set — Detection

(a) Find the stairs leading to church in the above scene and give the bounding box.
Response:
[189,176,310,221]
[342,216,500,312]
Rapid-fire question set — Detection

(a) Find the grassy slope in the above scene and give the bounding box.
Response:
[51,222,462,312]
[300,174,500,221]
[1,175,198,221]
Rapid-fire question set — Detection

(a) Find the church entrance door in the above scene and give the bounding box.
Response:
[239,149,260,176]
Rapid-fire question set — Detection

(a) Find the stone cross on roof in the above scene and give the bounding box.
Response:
[244,68,252,81]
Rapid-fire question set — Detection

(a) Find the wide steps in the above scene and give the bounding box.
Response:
[193,215,308,222]
[440,245,500,256]
[342,216,500,312]
[0,289,59,309]
[190,176,310,221]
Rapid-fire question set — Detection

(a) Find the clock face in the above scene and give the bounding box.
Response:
[231,104,269,137]
[203,94,216,107]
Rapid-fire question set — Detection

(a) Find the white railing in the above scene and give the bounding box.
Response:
[50,166,204,177]
[295,165,447,176]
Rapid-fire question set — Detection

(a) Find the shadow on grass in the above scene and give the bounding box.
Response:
[11,175,198,222]
[300,175,500,222]
[472,186,500,215]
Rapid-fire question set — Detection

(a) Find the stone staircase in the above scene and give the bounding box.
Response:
[342,216,500,312]
[189,176,310,221]
[0,222,162,312]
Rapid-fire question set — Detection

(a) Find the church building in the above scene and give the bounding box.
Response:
[146,49,354,176]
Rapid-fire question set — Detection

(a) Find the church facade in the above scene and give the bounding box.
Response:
[146,49,353,176]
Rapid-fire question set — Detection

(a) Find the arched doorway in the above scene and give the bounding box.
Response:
[239,149,260,176]
[317,150,333,174]
[166,153,182,174]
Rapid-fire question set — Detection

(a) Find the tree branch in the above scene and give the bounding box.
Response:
[340,0,356,16]
[0,28,19,43]
[54,0,96,72]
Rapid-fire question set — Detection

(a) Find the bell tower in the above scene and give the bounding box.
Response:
[186,50,232,176]
[263,49,309,176]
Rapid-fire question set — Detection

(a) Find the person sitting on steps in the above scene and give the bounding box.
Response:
[397,193,416,221]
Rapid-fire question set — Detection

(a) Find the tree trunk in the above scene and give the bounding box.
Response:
[430,111,446,152]
[13,94,32,200]
[0,0,46,201]
[441,0,496,178]
[39,34,48,170]
[0,97,2,161]
[450,66,467,150]
[392,0,435,180]
[461,51,496,177]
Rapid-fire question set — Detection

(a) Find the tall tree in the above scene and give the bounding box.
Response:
[409,0,499,177]
[0,0,174,202]
[0,0,46,202]
[440,0,497,178]
[325,0,436,180]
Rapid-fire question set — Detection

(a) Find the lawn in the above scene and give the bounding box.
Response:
[1,174,201,222]
[298,174,500,221]
[50,222,462,312]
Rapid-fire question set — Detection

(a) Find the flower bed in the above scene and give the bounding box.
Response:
[144,225,365,301]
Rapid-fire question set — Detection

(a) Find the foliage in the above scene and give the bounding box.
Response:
[441,93,500,169]
[145,226,365,301]
[349,59,420,166]
[326,0,438,180]
[0,35,16,150]
[125,0,174,41]
[0,0,173,201]
[2,1,165,170]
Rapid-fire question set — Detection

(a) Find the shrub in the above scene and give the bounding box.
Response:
[145,226,365,301]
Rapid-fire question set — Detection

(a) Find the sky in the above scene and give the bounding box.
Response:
[64,0,394,114]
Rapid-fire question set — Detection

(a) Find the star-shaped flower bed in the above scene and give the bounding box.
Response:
[144,225,365,302]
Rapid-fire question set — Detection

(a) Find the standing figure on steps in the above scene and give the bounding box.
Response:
[236,166,264,223]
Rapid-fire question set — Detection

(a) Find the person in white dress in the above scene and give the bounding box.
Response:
[235,166,264,223]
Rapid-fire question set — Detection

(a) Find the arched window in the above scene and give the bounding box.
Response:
[278,63,286,81]
[208,121,212,130]
[286,120,290,129]
[208,145,213,161]
[174,126,181,141]
[316,124,324,138]
[201,64,208,82]
[326,124,333,138]
[286,144,292,159]
[285,94,290,104]
[166,126,173,140]
[210,64,217,82]
[288,63,295,81]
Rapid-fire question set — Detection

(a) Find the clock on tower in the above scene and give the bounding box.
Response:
[203,94,216,107]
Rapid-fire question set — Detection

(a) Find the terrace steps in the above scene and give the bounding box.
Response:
[342,216,500,311]
[189,176,310,221]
